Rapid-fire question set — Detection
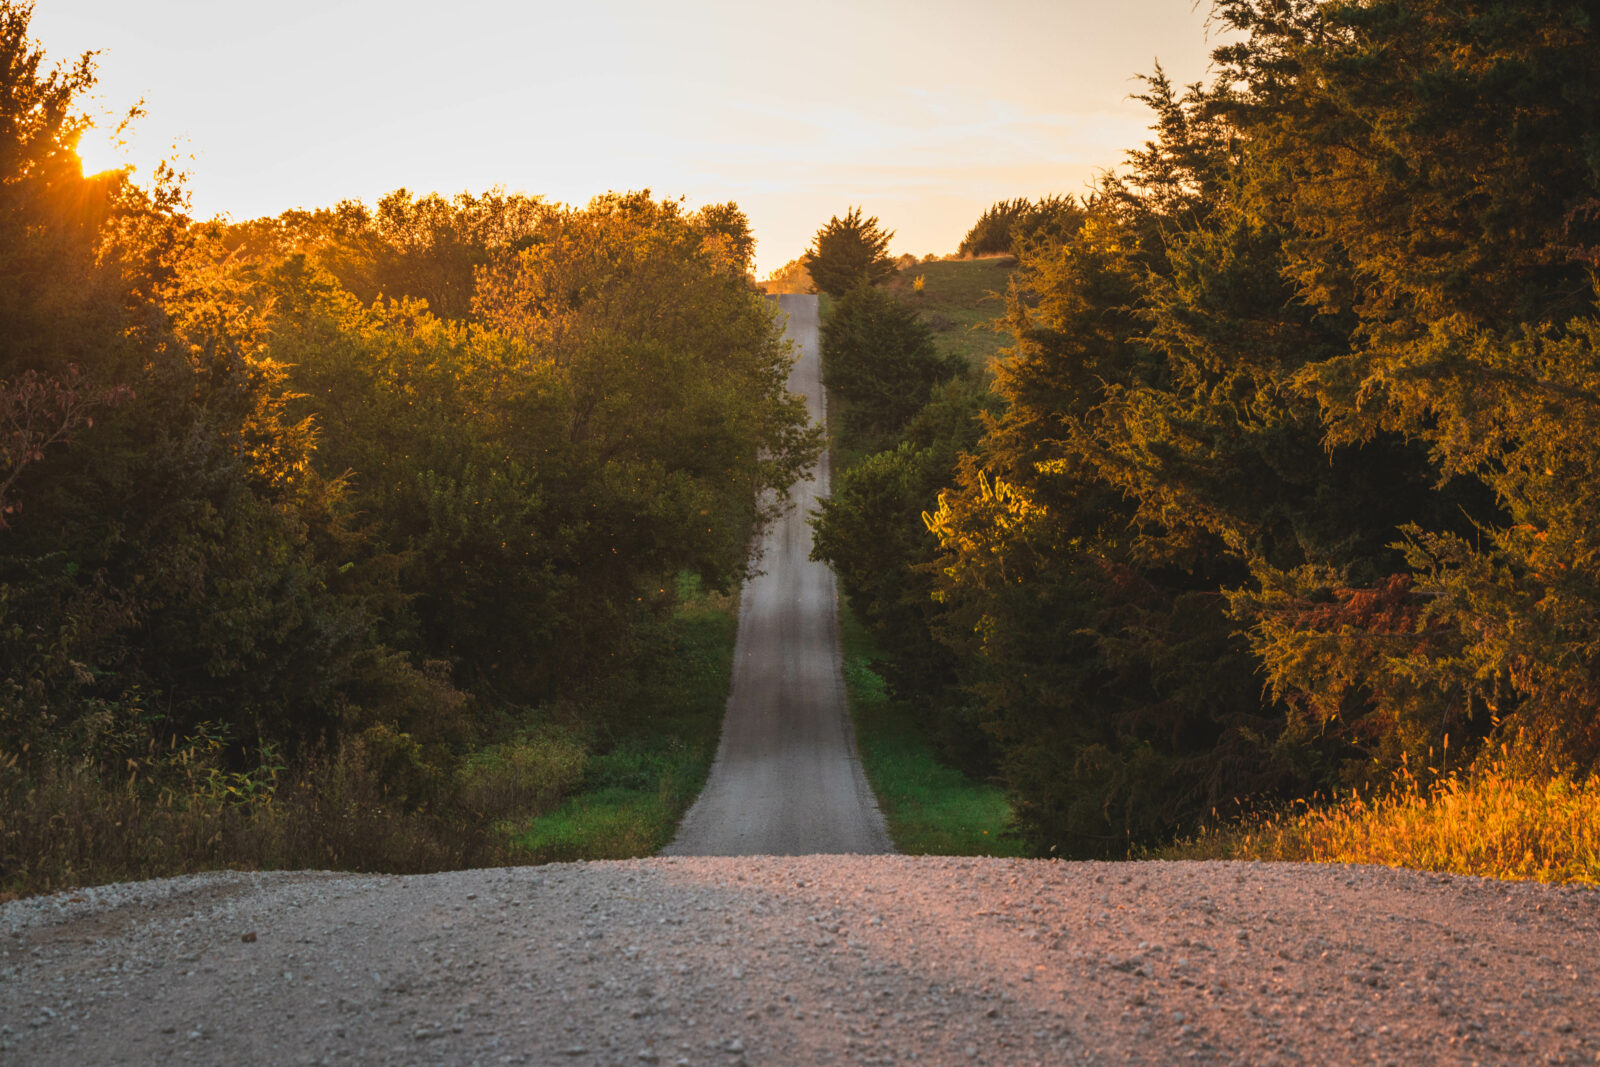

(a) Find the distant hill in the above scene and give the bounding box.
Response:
[883,256,1015,370]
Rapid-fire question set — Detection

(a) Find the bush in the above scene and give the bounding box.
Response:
[454,731,587,821]
[0,729,506,899]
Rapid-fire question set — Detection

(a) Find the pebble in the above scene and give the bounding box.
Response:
[1,858,1595,1065]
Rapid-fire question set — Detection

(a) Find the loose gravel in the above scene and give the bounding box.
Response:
[2,856,1596,1064]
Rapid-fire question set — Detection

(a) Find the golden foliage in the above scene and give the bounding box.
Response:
[1170,752,1600,885]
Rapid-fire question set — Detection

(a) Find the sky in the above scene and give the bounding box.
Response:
[34,0,1226,278]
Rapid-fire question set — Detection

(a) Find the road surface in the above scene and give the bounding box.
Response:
[4,856,1597,1064]
[664,293,892,857]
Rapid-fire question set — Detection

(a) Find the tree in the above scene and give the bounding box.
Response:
[820,281,964,452]
[803,207,895,297]
[763,257,814,295]
[0,2,468,770]
[913,1,1600,859]
[1207,0,1600,770]
[958,196,1085,257]
[810,377,998,768]
[959,199,1032,257]
[224,188,552,322]
[694,201,756,273]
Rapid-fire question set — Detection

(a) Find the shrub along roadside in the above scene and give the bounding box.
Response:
[840,603,1022,856]
[509,578,737,860]
[1153,749,1600,886]
[0,577,737,899]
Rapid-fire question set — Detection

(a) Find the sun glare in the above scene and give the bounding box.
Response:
[75,127,132,178]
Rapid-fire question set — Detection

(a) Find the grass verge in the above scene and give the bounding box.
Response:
[840,604,1023,856]
[1155,755,1600,885]
[884,256,1015,370]
[509,578,735,860]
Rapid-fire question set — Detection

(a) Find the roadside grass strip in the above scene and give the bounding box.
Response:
[840,607,1024,857]
[510,581,737,861]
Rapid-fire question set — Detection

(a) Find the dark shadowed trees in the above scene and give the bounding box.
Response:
[804,207,896,297]
[821,0,1600,856]
[819,281,965,453]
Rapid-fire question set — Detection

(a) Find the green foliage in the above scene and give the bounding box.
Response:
[224,188,552,322]
[813,379,996,767]
[958,196,1085,257]
[0,1,807,893]
[803,207,896,298]
[511,584,737,861]
[820,281,965,455]
[839,604,1022,856]
[959,199,1031,257]
[456,731,591,822]
[1205,0,1600,772]
[0,4,369,766]
[907,0,1600,857]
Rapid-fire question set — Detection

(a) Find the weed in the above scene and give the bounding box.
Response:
[0,575,737,899]
[1158,750,1600,885]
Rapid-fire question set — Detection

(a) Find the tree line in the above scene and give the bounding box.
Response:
[0,0,817,887]
[812,0,1600,856]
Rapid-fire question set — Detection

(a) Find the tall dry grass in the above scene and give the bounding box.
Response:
[1166,752,1600,885]
[0,579,735,901]
[0,728,565,900]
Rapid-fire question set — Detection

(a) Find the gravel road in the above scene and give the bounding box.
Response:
[4,856,1597,1064]
[665,293,891,857]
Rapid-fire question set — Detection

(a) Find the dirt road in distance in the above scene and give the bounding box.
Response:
[664,293,891,857]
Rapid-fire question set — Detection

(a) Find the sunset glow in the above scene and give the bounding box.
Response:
[27,0,1223,275]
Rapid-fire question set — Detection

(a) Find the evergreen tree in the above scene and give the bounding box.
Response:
[958,196,1085,257]
[819,281,964,452]
[803,207,896,297]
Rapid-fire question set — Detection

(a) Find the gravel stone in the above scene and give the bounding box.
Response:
[2,857,1597,1064]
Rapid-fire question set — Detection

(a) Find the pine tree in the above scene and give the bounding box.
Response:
[803,207,895,297]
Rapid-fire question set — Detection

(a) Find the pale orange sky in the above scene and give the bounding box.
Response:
[37,0,1226,277]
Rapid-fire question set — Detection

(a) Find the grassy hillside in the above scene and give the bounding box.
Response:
[884,256,1015,369]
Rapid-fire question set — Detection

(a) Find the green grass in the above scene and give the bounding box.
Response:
[509,578,736,860]
[884,256,1016,370]
[840,604,1025,856]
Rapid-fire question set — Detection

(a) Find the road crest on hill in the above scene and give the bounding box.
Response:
[664,292,892,857]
